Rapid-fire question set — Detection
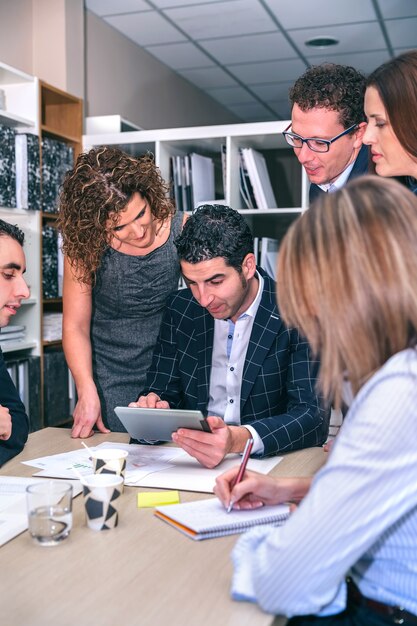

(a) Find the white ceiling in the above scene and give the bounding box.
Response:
[85,0,417,123]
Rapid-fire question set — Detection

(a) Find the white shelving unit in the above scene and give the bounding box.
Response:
[0,62,38,133]
[0,208,41,356]
[0,62,83,430]
[0,62,41,357]
[83,120,309,240]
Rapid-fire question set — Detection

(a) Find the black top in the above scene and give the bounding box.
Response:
[0,349,29,466]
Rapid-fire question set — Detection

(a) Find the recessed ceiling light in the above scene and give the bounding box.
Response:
[305,36,339,48]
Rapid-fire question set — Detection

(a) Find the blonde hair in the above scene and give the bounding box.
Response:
[277,176,417,408]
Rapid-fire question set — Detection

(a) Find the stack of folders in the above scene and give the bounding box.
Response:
[0,325,26,346]
[170,152,216,212]
[239,148,278,209]
[154,497,289,541]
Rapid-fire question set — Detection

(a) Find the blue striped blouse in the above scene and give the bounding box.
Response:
[231,348,417,617]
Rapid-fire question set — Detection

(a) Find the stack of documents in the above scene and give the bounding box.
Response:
[23,442,282,494]
[42,312,62,342]
[0,325,26,346]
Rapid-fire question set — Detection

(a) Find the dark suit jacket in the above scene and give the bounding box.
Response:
[0,349,29,466]
[309,144,369,204]
[143,270,329,456]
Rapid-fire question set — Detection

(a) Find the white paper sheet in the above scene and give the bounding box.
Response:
[23,443,282,493]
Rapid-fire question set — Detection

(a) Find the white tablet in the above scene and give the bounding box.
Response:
[114,406,211,442]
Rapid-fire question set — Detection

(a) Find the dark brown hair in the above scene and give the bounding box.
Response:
[58,146,175,284]
[289,63,366,129]
[366,50,417,160]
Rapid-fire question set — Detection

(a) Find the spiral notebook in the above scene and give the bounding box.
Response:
[154,497,289,541]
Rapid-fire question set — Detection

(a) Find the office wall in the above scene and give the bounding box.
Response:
[86,10,240,129]
[32,0,84,98]
[0,0,84,98]
[0,0,33,75]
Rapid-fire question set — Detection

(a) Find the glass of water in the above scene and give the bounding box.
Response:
[26,481,73,546]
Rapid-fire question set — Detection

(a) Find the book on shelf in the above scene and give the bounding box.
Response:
[240,148,278,209]
[0,123,16,208]
[15,132,41,210]
[155,496,289,541]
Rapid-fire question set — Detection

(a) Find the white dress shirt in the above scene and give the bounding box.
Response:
[207,272,265,454]
[231,348,417,617]
[317,160,355,193]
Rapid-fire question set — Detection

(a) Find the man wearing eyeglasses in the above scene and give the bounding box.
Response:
[284,64,368,203]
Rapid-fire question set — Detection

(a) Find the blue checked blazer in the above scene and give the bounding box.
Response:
[142,270,329,456]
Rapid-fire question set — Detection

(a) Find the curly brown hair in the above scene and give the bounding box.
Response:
[289,63,366,129]
[58,146,175,284]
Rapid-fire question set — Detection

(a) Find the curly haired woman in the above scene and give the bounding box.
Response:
[59,146,186,437]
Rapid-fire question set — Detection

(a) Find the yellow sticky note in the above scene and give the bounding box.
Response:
[137,491,180,508]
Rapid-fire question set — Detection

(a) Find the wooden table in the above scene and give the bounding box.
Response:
[0,428,327,626]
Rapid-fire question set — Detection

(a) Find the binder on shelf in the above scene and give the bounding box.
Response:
[41,136,74,213]
[43,350,70,426]
[0,123,16,208]
[3,355,41,431]
[42,224,59,299]
[260,237,280,279]
[190,153,215,209]
[239,149,256,209]
[27,356,41,431]
[57,232,64,297]
[240,148,278,209]
[15,132,41,210]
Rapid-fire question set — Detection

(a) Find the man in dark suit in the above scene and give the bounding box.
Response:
[0,219,30,466]
[134,205,329,468]
[283,64,369,203]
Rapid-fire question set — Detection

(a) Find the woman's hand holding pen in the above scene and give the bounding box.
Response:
[214,469,312,511]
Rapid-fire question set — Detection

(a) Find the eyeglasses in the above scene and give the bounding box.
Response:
[282,123,359,153]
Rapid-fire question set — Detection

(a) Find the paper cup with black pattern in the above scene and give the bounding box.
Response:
[91,449,128,489]
[81,474,123,531]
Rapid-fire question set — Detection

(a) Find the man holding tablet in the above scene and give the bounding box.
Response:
[131,205,328,468]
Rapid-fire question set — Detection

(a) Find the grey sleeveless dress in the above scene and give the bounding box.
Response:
[90,211,183,431]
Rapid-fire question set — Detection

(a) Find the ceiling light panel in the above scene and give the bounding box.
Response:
[163,0,276,39]
[145,42,214,69]
[265,0,376,29]
[200,32,296,65]
[105,11,187,46]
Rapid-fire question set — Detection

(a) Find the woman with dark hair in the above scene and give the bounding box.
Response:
[215,177,417,624]
[363,49,417,193]
[59,147,185,436]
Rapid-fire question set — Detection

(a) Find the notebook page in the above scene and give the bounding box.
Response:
[155,497,289,535]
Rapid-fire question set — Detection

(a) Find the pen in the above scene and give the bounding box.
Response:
[226,437,254,513]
